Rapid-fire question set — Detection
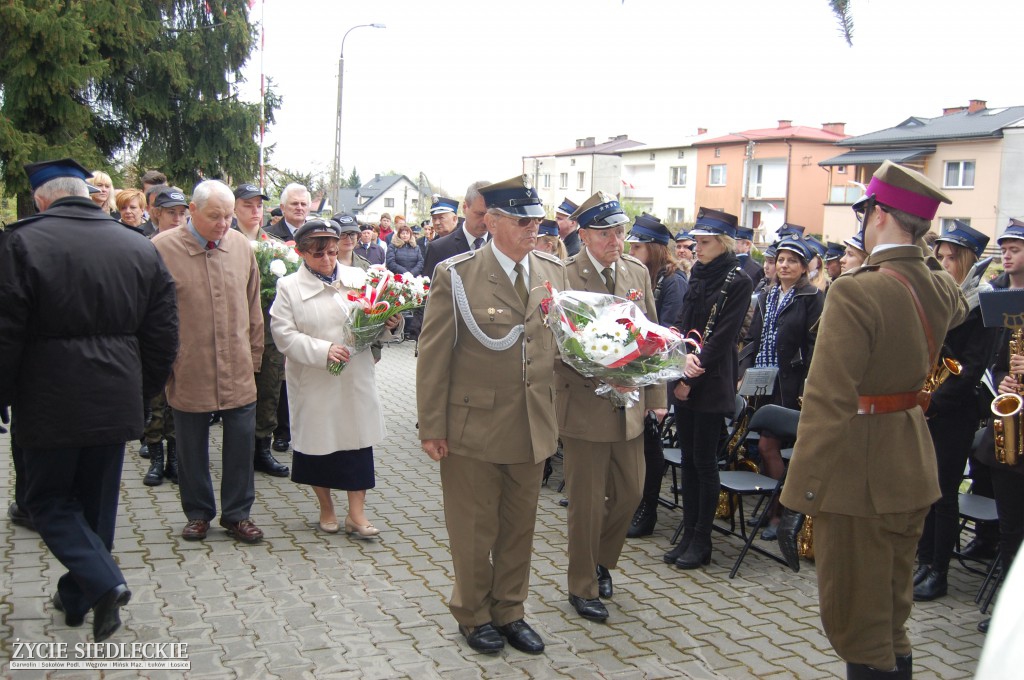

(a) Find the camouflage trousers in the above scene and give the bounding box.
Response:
[143,391,174,444]
[255,341,285,439]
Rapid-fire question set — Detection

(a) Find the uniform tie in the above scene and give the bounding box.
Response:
[602,267,615,294]
[206,241,217,251]
[513,263,529,307]
[473,236,485,250]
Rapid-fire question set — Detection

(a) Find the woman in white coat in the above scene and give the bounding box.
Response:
[270,217,401,537]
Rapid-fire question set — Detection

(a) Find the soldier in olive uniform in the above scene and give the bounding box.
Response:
[557,193,667,622]
[417,175,567,656]
[779,161,968,679]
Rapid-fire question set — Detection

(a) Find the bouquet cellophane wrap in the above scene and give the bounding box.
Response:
[544,286,687,407]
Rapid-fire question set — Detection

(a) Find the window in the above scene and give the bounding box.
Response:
[708,164,727,186]
[543,174,551,188]
[836,165,847,174]
[714,147,721,158]
[559,173,568,189]
[944,160,975,188]
[940,217,970,232]
[678,149,685,159]
[577,171,585,190]
[384,198,395,208]
[670,166,687,186]
[570,158,576,166]
[649,153,656,161]
[667,208,685,224]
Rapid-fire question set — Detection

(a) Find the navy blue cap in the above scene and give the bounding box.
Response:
[430,195,459,215]
[294,218,341,241]
[556,197,579,217]
[153,187,188,208]
[626,213,672,246]
[843,230,866,253]
[735,227,754,241]
[674,229,694,243]
[997,218,1024,244]
[570,191,629,229]
[24,158,93,191]
[234,183,269,200]
[763,242,778,259]
[690,207,738,238]
[803,235,827,259]
[777,223,807,238]
[479,175,545,219]
[825,241,845,261]
[776,237,812,263]
[538,219,559,237]
[331,212,361,234]
[935,220,989,258]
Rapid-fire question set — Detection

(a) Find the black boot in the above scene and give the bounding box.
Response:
[846,662,901,679]
[627,501,657,538]
[542,458,554,486]
[913,568,947,601]
[139,439,150,459]
[776,508,805,572]
[254,437,289,477]
[144,441,165,486]
[912,564,931,586]
[163,439,178,484]
[663,528,694,564]
[675,531,712,569]
[895,654,912,680]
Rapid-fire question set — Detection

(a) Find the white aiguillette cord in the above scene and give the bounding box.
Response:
[450,267,525,351]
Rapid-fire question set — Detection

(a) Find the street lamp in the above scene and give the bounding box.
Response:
[333,22,385,213]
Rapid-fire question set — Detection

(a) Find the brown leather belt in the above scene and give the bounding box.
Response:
[857,390,927,415]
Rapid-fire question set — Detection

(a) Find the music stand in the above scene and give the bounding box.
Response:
[738,367,778,399]
[979,289,1024,329]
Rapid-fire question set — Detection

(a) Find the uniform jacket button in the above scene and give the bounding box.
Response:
[463,396,469,403]
[805,491,815,500]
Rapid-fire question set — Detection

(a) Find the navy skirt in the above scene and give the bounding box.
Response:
[291,446,375,491]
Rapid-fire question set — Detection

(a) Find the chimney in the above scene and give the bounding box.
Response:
[697,127,708,135]
[585,136,595,147]
[576,138,586,148]
[610,134,628,142]
[968,99,987,113]
[821,122,846,135]
[778,120,792,129]
[374,173,381,181]
[942,106,967,116]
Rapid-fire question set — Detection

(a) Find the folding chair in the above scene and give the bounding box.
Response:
[716,404,800,578]
[954,492,1004,612]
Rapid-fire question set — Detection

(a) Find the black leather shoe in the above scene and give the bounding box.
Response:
[846,662,901,678]
[459,622,504,653]
[139,441,150,459]
[255,438,289,477]
[978,617,990,633]
[568,593,608,622]
[596,565,613,599]
[675,540,711,570]
[496,619,544,653]
[92,584,131,642]
[143,441,165,486]
[896,654,912,679]
[913,569,947,602]
[663,530,694,564]
[776,508,805,572]
[961,538,999,560]
[52,593,84,627]
[164,439,178,484]
[272,435,290,453]
[626,502,656,538]
[8,502,36,532]
[760,525,778,541]
[913,564,931,586]
[558,497,569,508]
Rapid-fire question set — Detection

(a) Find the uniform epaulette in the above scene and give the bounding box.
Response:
[564,253,580,266]
[849,264,880,276]
[441,249,477,271]
[621,252,645,267]
[533,250,563,265]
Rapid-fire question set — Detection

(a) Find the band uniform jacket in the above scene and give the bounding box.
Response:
[556,252,667,441]
[782,245,968,517]
[740,281,823,410]
[416,244,567,464]
[0,196,179,449]
[740,254,765,289]
[422,227,471,280]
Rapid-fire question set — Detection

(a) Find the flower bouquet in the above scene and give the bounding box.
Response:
[252,236,301,309]
[328,265,430,374]
[543,283,687,407]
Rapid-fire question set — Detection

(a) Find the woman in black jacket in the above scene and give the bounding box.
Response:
[738,237,823,538]
[663,209,753,569]
[915,222,996,602]
[623,214,689,537]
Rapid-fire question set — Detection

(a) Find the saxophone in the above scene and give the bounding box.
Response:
[991,328,1024,466]
[923,357,962,393]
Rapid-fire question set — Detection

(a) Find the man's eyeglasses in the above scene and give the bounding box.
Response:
[853,195,889,225]
[508,216,541,227]
[311,250,340,259]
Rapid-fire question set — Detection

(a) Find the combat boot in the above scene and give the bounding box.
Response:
[163,439,178,484]
[143,441,165,486]
[626,501,657,538]
[255,437,289,477]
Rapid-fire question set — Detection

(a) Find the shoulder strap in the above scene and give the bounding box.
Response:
[877,267,937,364]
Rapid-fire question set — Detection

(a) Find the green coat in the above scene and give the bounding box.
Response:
[781,245,968,517]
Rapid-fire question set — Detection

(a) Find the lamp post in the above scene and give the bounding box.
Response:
[333,23,385,213]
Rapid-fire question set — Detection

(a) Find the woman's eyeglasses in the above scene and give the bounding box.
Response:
[311,250,340,259]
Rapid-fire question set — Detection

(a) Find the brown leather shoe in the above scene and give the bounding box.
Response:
[220,518,263,544]
[181,519,210,541]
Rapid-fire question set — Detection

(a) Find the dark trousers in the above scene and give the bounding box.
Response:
[918,415,976,571]
[990,465,1024,571]
[255,342,285,439]
[12,439,26,508]
[677,406,726,538]
[173,403,256,523]
[23,443,126,619]
[274,382,290,441]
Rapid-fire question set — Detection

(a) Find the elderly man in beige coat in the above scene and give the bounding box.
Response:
[153,180,265,544]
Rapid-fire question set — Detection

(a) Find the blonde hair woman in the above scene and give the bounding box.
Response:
[90,171,117,216]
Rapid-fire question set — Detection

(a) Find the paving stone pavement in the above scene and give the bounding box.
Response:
[0,341,989,679]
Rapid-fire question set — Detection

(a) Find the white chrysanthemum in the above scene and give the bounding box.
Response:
[269,259,287,277]
[285,250,300,263]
